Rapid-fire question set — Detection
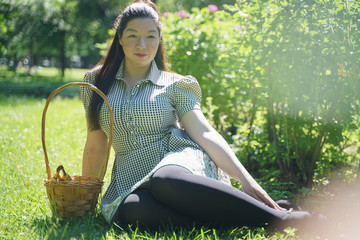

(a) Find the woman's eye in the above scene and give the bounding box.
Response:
[128,34,137,38]
[147,35,156,39]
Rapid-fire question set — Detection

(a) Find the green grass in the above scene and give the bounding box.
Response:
[34,67,89,81]
[0,92,303,239]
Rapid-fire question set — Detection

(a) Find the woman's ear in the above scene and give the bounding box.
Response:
[118,33,123,46]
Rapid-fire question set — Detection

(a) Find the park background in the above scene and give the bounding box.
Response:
[1,0,359,239]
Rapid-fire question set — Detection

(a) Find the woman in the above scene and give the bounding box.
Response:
[81,0,311,229]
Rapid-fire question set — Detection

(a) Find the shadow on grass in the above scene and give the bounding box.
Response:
[30,212,263,239]
[31,213,113,239]
[0,75,81,98]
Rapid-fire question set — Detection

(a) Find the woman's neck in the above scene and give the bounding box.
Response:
[123,61,151,88]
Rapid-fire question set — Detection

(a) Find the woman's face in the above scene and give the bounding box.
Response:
[119,17,160,69]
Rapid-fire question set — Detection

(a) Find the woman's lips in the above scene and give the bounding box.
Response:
[135,53,147,58]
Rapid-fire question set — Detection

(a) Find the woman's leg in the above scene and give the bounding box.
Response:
[149,165,311,228]
[112,187,195,229]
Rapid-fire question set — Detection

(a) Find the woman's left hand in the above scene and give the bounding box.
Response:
[241,178,286,211]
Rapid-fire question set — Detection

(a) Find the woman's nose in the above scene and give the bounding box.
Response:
[136,37,146,48]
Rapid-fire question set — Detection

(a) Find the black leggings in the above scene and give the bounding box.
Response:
[112,165,310,229]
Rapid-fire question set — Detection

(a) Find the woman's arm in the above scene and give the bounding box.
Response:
[82,119,109,179]
[181,110,285,211]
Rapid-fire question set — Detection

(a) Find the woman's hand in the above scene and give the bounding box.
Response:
[241,178,286,211]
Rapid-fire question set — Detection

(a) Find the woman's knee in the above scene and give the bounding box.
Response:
[113,189,155,225]
[114,194,141,225]
[152,165,190,179]
[150,165,191,193]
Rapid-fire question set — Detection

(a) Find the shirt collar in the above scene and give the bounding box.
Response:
[115,60,165,86]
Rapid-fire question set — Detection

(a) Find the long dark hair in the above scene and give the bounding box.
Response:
[88,0,169,130]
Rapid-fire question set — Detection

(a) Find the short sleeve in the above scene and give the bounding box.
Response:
[173,75,202,119]
[80,67,99,117]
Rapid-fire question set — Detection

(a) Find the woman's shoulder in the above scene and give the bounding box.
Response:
[159,70,198,86]
[83,65,102,84]
[159,71,201,100]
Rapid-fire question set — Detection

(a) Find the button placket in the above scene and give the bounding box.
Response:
[122,87,131,133]
[126,92,137,148]
[130,84,140,98]
[128,82,144,149]
[124,95,131,117]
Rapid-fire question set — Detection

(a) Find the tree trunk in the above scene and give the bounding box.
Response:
[304,129,326,188]
[60,29,66,78]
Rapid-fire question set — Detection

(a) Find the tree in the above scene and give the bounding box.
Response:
[224,0,360,187]
[0,0,44,68]
[1,0,130,74]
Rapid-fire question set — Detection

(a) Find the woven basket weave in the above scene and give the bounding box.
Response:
[42,82,114,218]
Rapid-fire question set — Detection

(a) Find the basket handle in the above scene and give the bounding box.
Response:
[41,82,114,180]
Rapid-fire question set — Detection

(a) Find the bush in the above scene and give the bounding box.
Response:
[162,0,360,188]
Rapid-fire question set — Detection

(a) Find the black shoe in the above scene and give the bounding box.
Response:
[276,199,302,211]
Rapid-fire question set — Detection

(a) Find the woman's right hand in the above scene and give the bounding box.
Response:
[82,120,109,179]
[241,177,286,211]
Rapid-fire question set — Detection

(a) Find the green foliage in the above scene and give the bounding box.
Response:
[258,0,360,187]
[157,0,236,12]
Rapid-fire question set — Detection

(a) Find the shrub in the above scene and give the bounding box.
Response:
[162,1,360,188]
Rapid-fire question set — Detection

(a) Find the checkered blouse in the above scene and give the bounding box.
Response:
[81,60,230,223]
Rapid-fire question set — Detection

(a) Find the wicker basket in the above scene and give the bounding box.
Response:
[42,82,114,218]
